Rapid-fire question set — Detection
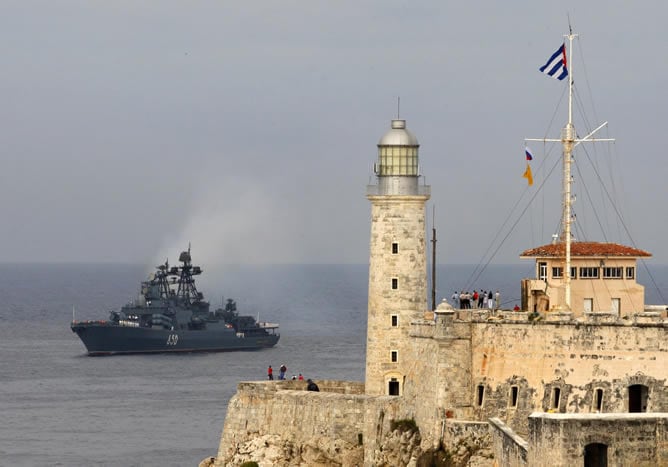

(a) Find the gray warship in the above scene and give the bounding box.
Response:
[71,247,279,355]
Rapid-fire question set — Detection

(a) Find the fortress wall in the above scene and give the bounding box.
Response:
[214,380,410,467]
[467,320,668,434]
[396,316,668,451]
[400,331,442,448]
[403,315,476,449]
[488,418,528,467]
[527,412,668,467]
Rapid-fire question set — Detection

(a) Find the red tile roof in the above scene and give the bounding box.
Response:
[520,241,652,258]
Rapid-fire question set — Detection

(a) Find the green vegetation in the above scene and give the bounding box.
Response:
[240,462,259,467]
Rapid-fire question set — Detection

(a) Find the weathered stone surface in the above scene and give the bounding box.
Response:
[527,412,668,466]
[206,317,668,466]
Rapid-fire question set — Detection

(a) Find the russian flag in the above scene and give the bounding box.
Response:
[525,147,534,161]
[539,43,568,81]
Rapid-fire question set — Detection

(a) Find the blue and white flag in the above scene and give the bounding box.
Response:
[539,43,568,80]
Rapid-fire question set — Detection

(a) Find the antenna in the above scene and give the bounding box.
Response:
[397,96,401,119]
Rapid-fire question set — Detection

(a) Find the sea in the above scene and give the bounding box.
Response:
[2,262,667,467]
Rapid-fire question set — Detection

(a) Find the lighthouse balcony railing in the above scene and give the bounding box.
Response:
[366,184,431,197]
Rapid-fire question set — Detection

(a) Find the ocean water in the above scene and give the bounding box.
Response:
[1,262,667,466]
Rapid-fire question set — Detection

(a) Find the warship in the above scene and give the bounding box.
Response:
[71,247,279,355]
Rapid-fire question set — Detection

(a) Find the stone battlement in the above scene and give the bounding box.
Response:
[433,308,668,326]
[236,379,365,395]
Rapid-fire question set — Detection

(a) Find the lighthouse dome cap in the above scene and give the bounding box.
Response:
[378,119,419,146]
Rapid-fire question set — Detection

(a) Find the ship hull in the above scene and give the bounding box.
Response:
[71,322,279,356]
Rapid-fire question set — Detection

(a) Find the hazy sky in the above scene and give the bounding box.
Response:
[3,1,667,265]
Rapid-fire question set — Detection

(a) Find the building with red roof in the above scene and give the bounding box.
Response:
[520,241,651,316]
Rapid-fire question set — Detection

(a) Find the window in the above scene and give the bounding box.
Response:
[551,387,561,410]
[580,267,599,279]
[629,384,648,413]
[391,315,398,327]
[378,146,418,176]
[552,267,563,278]
[570,267,577,279]
[391,350,398,363]
[476,385,485,406]
[391,278,398,290]
[392,242,398,254]
[603,267,623,278]
[510,386,519,408]
[593,388,604,412]
[538,262,547,280]
[388,379,400,396]
[626,267,635,279]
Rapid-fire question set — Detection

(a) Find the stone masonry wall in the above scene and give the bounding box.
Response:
[209,318,668,466]
[527,412,668,466]
[462,318,666,435]
[405,315,667,447]
[488,418,528,467]
[213,380,418,467]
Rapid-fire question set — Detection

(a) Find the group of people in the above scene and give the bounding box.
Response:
[266,364,319,390]
[266,365,319,391]
[451,290,500,310]
[268,364,300,380]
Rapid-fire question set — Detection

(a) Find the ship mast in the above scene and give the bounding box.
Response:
[526,29,614,311]
[562,30,576,310]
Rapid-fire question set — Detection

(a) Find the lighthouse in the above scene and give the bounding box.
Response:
[365,118,430,396]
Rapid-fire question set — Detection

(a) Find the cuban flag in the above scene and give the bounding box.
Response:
[525,147,534,161]
[539,43,568,80]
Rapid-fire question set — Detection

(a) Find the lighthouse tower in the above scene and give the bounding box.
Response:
[365,119,430,396]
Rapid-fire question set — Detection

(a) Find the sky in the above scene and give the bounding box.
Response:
[2,1,667,266]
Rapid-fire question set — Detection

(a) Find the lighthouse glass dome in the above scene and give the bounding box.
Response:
[376,120,419,176]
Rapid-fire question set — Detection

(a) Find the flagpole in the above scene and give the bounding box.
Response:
[562,31,576,310]
[526,30,615,312]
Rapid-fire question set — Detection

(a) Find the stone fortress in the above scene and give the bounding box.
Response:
[204,118,668,467]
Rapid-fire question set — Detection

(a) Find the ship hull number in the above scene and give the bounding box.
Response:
[166,334,179,346]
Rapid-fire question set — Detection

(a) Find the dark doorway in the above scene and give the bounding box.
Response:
[388,379,399,396]
[628,384,648,412]
[584,443,607,467]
